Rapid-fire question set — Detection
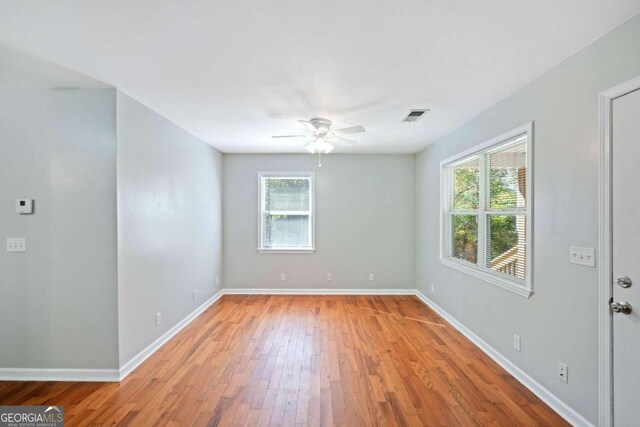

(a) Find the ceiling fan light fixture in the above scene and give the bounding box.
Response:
[274,118,364,158]
[306,141,317,153]
[323,141,334,154]
[307,137,334,154]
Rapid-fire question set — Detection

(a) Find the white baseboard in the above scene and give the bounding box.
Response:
[0,368,120,382]
[118,289,224,380]
[413,291,594,427]
[0,288,411,382]
[2,285,595,427]
[0,289,225,383]
[222,288,416,295]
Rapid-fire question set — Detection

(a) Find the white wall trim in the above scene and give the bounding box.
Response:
[439,257,532,298]
[438,122,534,298]
[223,288,416,295]
[118,289,225,380]
[257,171,316,253]
[597,75,640,427]
[0,290,226,382]
[1,282,597,427]
[414,290,594,427]
[0,288,413,383]
[0,368,120,382]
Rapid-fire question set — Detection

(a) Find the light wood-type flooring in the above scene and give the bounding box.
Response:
[0,295,568,426]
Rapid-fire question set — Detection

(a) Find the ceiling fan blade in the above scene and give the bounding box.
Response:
[298,120,318,132]
[332,136,357,144]
[271,135,307,138]
[333,125,365,135]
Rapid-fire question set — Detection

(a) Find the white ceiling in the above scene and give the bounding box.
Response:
[0,1,638,153]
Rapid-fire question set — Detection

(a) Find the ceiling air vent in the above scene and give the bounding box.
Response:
[403,109,429,123]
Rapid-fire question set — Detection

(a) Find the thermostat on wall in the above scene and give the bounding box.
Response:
[15,199,34,214]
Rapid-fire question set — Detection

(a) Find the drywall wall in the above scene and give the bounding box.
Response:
[416,14,640,423]
[223,154,416,290]
[0,87,119,369]
[116,92,223,365]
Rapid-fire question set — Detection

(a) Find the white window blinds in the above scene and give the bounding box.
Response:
[485,140,527,280]
[259,173,315,252]
[441,124,532,296]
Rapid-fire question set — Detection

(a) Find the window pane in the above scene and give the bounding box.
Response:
[265,178,310,211]
[451,214,478,264]
[263,214,310,248]
[452,158,479,210]
[488,140,527,209]
[486,214,526,280]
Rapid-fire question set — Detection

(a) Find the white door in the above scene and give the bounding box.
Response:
[612,87,640,426]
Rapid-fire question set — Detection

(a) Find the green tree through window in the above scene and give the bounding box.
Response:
[445,134,529,284]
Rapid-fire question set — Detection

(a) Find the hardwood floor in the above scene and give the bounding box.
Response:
[0,295,568,426]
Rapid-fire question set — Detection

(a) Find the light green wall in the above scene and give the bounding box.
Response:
[416,14,640,423]
[224,154,416,290]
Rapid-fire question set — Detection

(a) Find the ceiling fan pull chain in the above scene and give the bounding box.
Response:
[318,152,322,167]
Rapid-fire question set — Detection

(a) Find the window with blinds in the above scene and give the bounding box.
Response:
[441,124,532,296]
[258,172,315,252]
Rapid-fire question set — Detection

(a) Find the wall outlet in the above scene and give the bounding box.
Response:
[280,273,286,281]
[431,283,435,293]
[327,273,333,281]
[6,238,26,252]
[513,334,521,352]
[557,361,568,383]
[216,276,220,285]
[369,273,375,281]
[569,246,596,267]
[193,290,197,301]
[155,312,162,326]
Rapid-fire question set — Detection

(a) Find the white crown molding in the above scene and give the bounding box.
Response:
[414,291,594,427]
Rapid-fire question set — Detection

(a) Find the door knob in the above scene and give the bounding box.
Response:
[611,301,632,315]
[616,276,632,288]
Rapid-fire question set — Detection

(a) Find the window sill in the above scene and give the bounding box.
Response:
[439,257,532,298]
[258,248,316,254]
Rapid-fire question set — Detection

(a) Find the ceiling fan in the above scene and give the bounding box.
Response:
[272,118,365,154]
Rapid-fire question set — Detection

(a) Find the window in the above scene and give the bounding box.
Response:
[440,123,533,297]
[258,172,315,253]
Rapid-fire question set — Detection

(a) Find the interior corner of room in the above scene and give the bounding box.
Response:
[1,4,640,426]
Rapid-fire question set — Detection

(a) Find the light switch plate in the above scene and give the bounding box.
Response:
[7,238,26,252]
[569,246,596,267]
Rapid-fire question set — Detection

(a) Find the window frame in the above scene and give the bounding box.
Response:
[439,123,534,298]
[257,171,316,254]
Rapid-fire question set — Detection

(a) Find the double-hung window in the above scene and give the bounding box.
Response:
[440,123,533,297]
[258,172,315,253]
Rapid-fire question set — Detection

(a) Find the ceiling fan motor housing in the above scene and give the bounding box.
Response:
[309,118,332,132]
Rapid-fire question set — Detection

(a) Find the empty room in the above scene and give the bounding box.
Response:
[1,1,640,426]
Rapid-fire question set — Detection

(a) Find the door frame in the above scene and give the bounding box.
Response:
[598,75,640,427]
